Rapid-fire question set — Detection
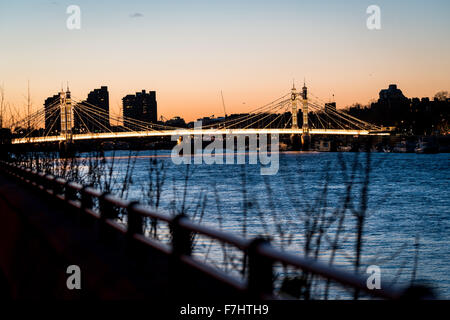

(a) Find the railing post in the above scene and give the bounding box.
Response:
[24,168,32,183]
[169,214,192,299]
[76,186,93,228]
[43,174,52,192]
[98,192,118,243]
[53,178,64,196]
[247,237,273,299]
[80,187,93,211]
[171,214,192,256]
[37,172,46,189]
[127,201,143,236]
[30,169,38,184]
[99,192,116,221]
[65,182,77,201]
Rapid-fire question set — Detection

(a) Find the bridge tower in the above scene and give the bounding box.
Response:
[301,80,309,135]
[291,82,298,129]
[58,85,75,157]
[60,85,73,142]
[301,80,310,150]
[290,82,302,149]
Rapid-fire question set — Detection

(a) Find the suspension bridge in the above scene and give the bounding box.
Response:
[9,83,388,145]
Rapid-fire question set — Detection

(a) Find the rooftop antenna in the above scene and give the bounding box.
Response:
[220,90,227,118]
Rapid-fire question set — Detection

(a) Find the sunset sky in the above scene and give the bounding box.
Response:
[1,0,449,124]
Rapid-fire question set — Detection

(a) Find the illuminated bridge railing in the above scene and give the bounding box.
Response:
[0,161,429,300]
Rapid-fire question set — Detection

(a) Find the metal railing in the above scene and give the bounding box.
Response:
[0,161,432,300]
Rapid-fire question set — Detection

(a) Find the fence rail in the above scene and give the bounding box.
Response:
[0,161,431,300]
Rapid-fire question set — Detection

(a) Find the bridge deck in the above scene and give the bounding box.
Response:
[11,128,389,144]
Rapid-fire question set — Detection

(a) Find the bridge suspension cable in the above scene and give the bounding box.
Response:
[308,91,381,131]
[72,97,183,132]
[243,101,291,129]
[200,93,291,129]
[307,97,381,131]
[42,104,63,137]
[10,99,60,140]
[308,101,365,130]
[216,97,291,130]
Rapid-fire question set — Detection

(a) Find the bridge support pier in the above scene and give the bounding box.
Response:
[301,134,310,151]
[58,141,75,158]
[290,134,302,151]
[289,134,310,151]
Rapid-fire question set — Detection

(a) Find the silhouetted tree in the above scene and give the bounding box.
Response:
[434,91,449,101]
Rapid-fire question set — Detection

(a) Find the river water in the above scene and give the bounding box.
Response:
[67,150,450,298]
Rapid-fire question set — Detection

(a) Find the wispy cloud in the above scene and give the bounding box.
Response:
[129,13,144,18]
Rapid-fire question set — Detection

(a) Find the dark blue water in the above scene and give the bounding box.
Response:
[77,150,450,298]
